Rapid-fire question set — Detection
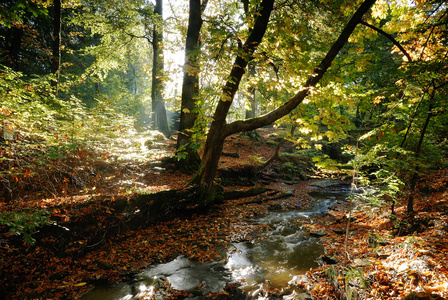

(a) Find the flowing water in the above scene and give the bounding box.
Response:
[81,182,350,299]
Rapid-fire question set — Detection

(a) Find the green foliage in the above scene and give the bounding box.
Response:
[279,152,312,176]
[174,96,212,161]
[0,0,49,28]
[312,154,339,172]
[367,232,387,249]
[0,65,141,202]
[0,209,51,244]
[282,162,297,174]
[248,155,266,165]
[344,267,368,290]
[46,143,78,159]
[1,67,69,139]
[0,66,135,147]
[345,145,406,213]
[0,0,446,202]
[174,147,187,161]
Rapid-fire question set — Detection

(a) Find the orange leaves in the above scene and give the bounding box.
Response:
[297,169,448,300]
[373,95,385,104]
[23,168,32,178]
[376,130,384,140]
[1,126,447,299]
[0,105,14,116]
[75,148,88,159]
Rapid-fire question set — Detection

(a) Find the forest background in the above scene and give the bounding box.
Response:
[1,0,448,298]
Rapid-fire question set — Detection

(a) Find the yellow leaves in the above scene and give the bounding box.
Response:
[299,126,313,135]
[325,131,338,141]
[294,118,305,125]
[373,95,385,104]
[221,94,233,102]
[395,79,405,86]
[425,283,448,293]
[182,108,190,114]
[371,0,388,19]
[385,2,446,63]
[334,77,343,83]
[74,282,87,287]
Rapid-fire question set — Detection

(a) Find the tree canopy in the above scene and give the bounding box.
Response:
[1,0,448,298]
[1,0,447,207]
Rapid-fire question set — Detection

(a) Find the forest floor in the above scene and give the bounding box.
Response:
[0,128,447,299]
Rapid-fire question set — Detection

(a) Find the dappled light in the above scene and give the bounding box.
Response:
[1,0,448,298]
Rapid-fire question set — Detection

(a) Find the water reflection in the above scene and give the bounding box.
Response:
[142,256,231,293]
[227,209,325,296]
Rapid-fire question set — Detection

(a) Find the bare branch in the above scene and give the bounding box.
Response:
[360,20,413,62]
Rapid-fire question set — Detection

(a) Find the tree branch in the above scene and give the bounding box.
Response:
[360,20,413,62]
[224,0,377,136]
[210,0,275,126]
[201,0,209,14]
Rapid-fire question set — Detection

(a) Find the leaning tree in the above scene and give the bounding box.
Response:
[188,0,378,204]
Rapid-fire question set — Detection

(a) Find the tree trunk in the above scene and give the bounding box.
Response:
[151,0,170,137]
[243,0,255,122]
[51,0,61,96]
[175,0,208,172]
[407,99,434,213]
[194,0,377,202]
[193,0,275,197]
[244,64,260,140]
[245,64,257,119]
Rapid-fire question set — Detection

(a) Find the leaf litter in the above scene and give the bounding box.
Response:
[0,129,447,299]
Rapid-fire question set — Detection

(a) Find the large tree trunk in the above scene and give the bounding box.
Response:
[175,0,208,172]
[192,0,275,197]
[51,0,61,96]
[151,0,170,137]
[193,0,377,202]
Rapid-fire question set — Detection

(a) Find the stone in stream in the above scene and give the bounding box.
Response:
[278,182,295,196]
[289,274,315,293]
[317,254,337,265]
[333,229,345,235]
[141,256,229,293]
[309,229,326,237]
[309,179,343,188]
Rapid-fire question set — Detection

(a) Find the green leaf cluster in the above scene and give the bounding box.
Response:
[0,209,51,244]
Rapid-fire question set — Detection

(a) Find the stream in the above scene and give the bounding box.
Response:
[81,181,351,299]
